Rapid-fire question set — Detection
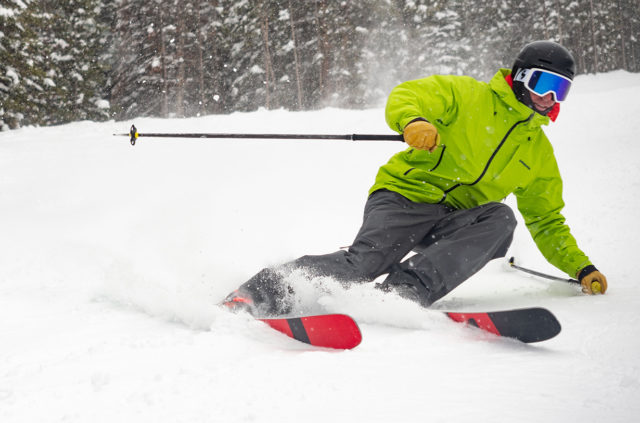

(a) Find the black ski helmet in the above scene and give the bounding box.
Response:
[511,40,576,115]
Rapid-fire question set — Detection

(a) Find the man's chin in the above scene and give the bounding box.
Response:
[533,103,555,114]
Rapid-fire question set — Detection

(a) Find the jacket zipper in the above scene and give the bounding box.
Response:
[429,145,446,171]
[437,113,534,204]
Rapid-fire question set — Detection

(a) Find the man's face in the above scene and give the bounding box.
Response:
[529,91,556,112]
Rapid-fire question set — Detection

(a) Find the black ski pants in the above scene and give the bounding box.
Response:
[239,189,517,313]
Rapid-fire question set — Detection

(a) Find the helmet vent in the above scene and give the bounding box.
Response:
[539,58,553,65]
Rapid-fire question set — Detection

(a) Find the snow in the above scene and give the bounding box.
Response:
[250,65,265,74]
[5,67,19,85]
[1,0,28,17]
[1,71,639,422]
[94,99,110,109]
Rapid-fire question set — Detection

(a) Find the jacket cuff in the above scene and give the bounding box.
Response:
[577,265,598,281]
[404,117,429,129]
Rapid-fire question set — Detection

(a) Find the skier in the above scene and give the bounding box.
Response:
[223,40,608,316]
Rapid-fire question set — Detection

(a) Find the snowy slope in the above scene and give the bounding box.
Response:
[1,71,639,423]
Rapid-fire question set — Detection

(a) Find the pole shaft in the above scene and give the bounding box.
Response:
[508,257,579,284]
[114,131,403,142]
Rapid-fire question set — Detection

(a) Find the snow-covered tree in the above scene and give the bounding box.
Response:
[1,0,111,129]
[1,0,47,129]
[34,0,112,124]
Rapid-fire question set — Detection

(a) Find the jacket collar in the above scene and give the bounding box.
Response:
[490,69,556,125]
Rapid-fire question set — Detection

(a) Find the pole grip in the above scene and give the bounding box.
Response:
[129,125,138,145]
[351,134,404,142]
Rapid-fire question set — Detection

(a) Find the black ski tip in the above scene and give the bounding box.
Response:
[488,307,561,343]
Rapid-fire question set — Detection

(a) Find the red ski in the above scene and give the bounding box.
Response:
[259,314,362,350]
[258,307,560,348]
[445,307,561,343]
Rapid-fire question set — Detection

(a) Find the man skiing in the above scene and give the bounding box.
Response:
[224,40,608,316]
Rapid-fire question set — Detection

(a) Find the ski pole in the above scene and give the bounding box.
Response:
[508,257,580,284]
[114,125,405,146]
[509,257,603,293]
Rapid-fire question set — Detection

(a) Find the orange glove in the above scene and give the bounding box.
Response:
[403,120,440,152]
[579,268,608,295]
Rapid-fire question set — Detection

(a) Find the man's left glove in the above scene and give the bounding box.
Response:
[403,119,440,152]
[578,266,608,294]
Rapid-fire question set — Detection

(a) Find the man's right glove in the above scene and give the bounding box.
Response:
[403,120,440,152]
[578,266,608,295]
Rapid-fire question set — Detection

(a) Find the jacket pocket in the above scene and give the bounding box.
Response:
[491,150,534,195]
[403,145,446,174]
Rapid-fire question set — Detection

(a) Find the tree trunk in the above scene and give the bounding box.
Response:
[259,4,276,109]
[555,0,562,43]
[175,9,186,118]
[209,1,222,113]
[542,0,549,39]
[196,3,206,115]
[159,8,169,118]
[288,0,304,110]
[588,0,599,73]
[314,0,330,102]
[617,0,627,70]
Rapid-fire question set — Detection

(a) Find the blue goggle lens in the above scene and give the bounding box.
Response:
[527,70,572,102]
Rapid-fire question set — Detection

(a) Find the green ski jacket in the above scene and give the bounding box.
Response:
[371,68,591,278]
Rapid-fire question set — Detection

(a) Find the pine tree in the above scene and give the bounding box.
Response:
[1,0,112,129]
[111,0,175,119]
[1,0,28,129]
[319,1,371,108]
[0,0,49,129]
[33,0,112,125]
[223,0,269,111]
[191,0,228,115]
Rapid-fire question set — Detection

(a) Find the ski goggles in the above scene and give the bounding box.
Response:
[513,68,572,102]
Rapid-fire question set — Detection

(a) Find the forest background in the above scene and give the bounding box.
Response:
[1,0,639,130]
